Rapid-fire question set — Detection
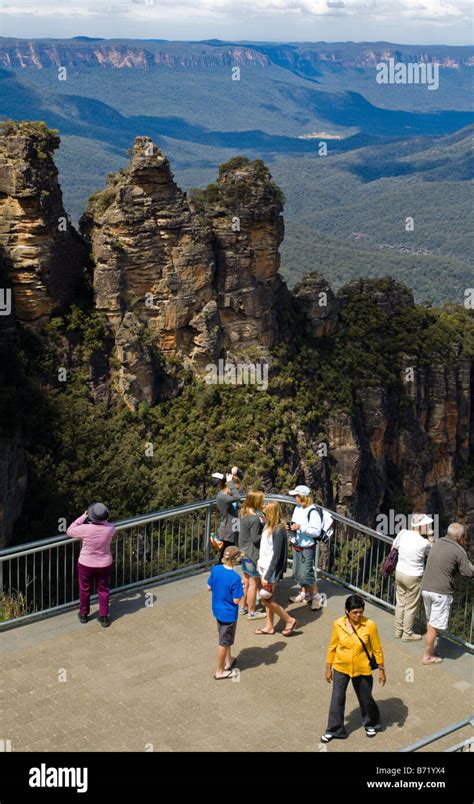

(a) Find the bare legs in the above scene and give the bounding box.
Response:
[240,572,249,611]
[247,576,260,615]
[215,645,236,677]
[421,624,442,663]
[256,593,297,635]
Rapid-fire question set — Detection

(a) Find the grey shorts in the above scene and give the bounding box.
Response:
[292,546,316,587]
[216,619,237,647]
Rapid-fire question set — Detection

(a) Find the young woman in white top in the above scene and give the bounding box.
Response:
[255,502,298,637]
[392,514,434,641]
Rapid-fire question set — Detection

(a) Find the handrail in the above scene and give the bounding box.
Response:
[400,716,474,752]
[0,493,393,558]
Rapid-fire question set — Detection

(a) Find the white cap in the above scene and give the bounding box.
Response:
[410,513,434,528]
[289,485,311,496]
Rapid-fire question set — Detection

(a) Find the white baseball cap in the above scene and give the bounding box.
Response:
[289,485,311,496]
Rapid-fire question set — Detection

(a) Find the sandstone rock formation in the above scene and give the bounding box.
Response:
[191,156,286,358]
[80,136,219,407]
[0,120,86,330]
[81,144,286,408]
[293,272,338,337]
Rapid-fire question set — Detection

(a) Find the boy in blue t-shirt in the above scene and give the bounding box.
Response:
[208,546,244,679]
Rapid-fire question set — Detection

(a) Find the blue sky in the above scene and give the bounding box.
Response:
[0,0,472,45]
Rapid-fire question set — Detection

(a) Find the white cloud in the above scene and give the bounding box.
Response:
[0,0,471,18]
[0,0,472,40]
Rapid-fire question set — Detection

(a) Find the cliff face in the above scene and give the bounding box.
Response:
[191,157,285,358]
[0,40,471,71]
[80,136,219,407]
[81,144,285,408]
[297,279,473,530]
[0,41,270,70]
[0,247,27,547]
[0,121,86,329]
[292,273,338,337]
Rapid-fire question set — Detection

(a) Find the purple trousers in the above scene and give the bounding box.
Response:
[77,561,112,617]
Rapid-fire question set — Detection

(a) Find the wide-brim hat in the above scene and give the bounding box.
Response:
[410,513,434,528]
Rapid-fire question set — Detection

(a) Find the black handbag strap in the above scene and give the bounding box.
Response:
[350,622,376,666]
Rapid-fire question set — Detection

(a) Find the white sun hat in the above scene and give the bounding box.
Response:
[411,513,434,528]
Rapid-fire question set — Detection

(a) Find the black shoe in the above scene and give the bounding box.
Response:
[99,616,110,628]
[321,732,347,742]
[78,613,88,624]
[320,733,335,743]
[365,727,377,738]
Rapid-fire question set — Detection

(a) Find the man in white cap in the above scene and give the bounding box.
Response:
[420,522,473,665]
[392,513,434,642]
[287,484,324,611]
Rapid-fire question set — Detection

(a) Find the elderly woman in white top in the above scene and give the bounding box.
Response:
[393,513,434,641]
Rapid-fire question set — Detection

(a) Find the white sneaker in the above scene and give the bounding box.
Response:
[289,590,308,603]
[311,594,323,610]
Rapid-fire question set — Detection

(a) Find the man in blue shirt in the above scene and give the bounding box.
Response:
[208,546,244,679]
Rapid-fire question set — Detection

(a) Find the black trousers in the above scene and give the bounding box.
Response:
[326,669,380,737]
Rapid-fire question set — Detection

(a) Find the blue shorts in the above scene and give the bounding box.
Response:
[241,556,260,578]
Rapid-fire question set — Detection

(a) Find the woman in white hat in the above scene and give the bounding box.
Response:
[392,513,434,641]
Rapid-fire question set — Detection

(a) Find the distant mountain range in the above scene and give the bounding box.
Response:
[0,37,472,303]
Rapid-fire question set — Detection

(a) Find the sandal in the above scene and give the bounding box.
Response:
[282,618,298,636]
[214,670,234,679]
[254,628,275,635]
[420,656,443,665]
[224,658,237,671]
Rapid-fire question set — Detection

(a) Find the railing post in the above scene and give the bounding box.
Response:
[204,502,212,567]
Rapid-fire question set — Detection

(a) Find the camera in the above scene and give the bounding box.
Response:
[211,472,225,488]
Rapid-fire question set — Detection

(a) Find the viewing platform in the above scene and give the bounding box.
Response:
[1,495,472,753]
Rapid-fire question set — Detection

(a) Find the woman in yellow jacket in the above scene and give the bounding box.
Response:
[321,594,386,742]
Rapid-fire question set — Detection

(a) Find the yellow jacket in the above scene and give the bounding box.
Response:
[326,615,384,677]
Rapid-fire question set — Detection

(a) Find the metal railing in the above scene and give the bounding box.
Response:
[1,494,472,651]
[400,716,474,752]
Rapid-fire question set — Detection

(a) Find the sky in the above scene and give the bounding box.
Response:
[0,0,472,45]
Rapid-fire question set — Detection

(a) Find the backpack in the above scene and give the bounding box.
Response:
[308,505,334,544]
[294,505,333,546]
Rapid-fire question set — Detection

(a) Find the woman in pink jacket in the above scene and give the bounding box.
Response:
[67,503,116,627]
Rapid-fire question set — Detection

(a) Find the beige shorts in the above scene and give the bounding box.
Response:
[422,590,453,631]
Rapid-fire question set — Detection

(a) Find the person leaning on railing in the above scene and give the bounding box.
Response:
[420,522,473,665]
[66,503,116,628]
[392,513,434,642]
[321,593,386,743]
